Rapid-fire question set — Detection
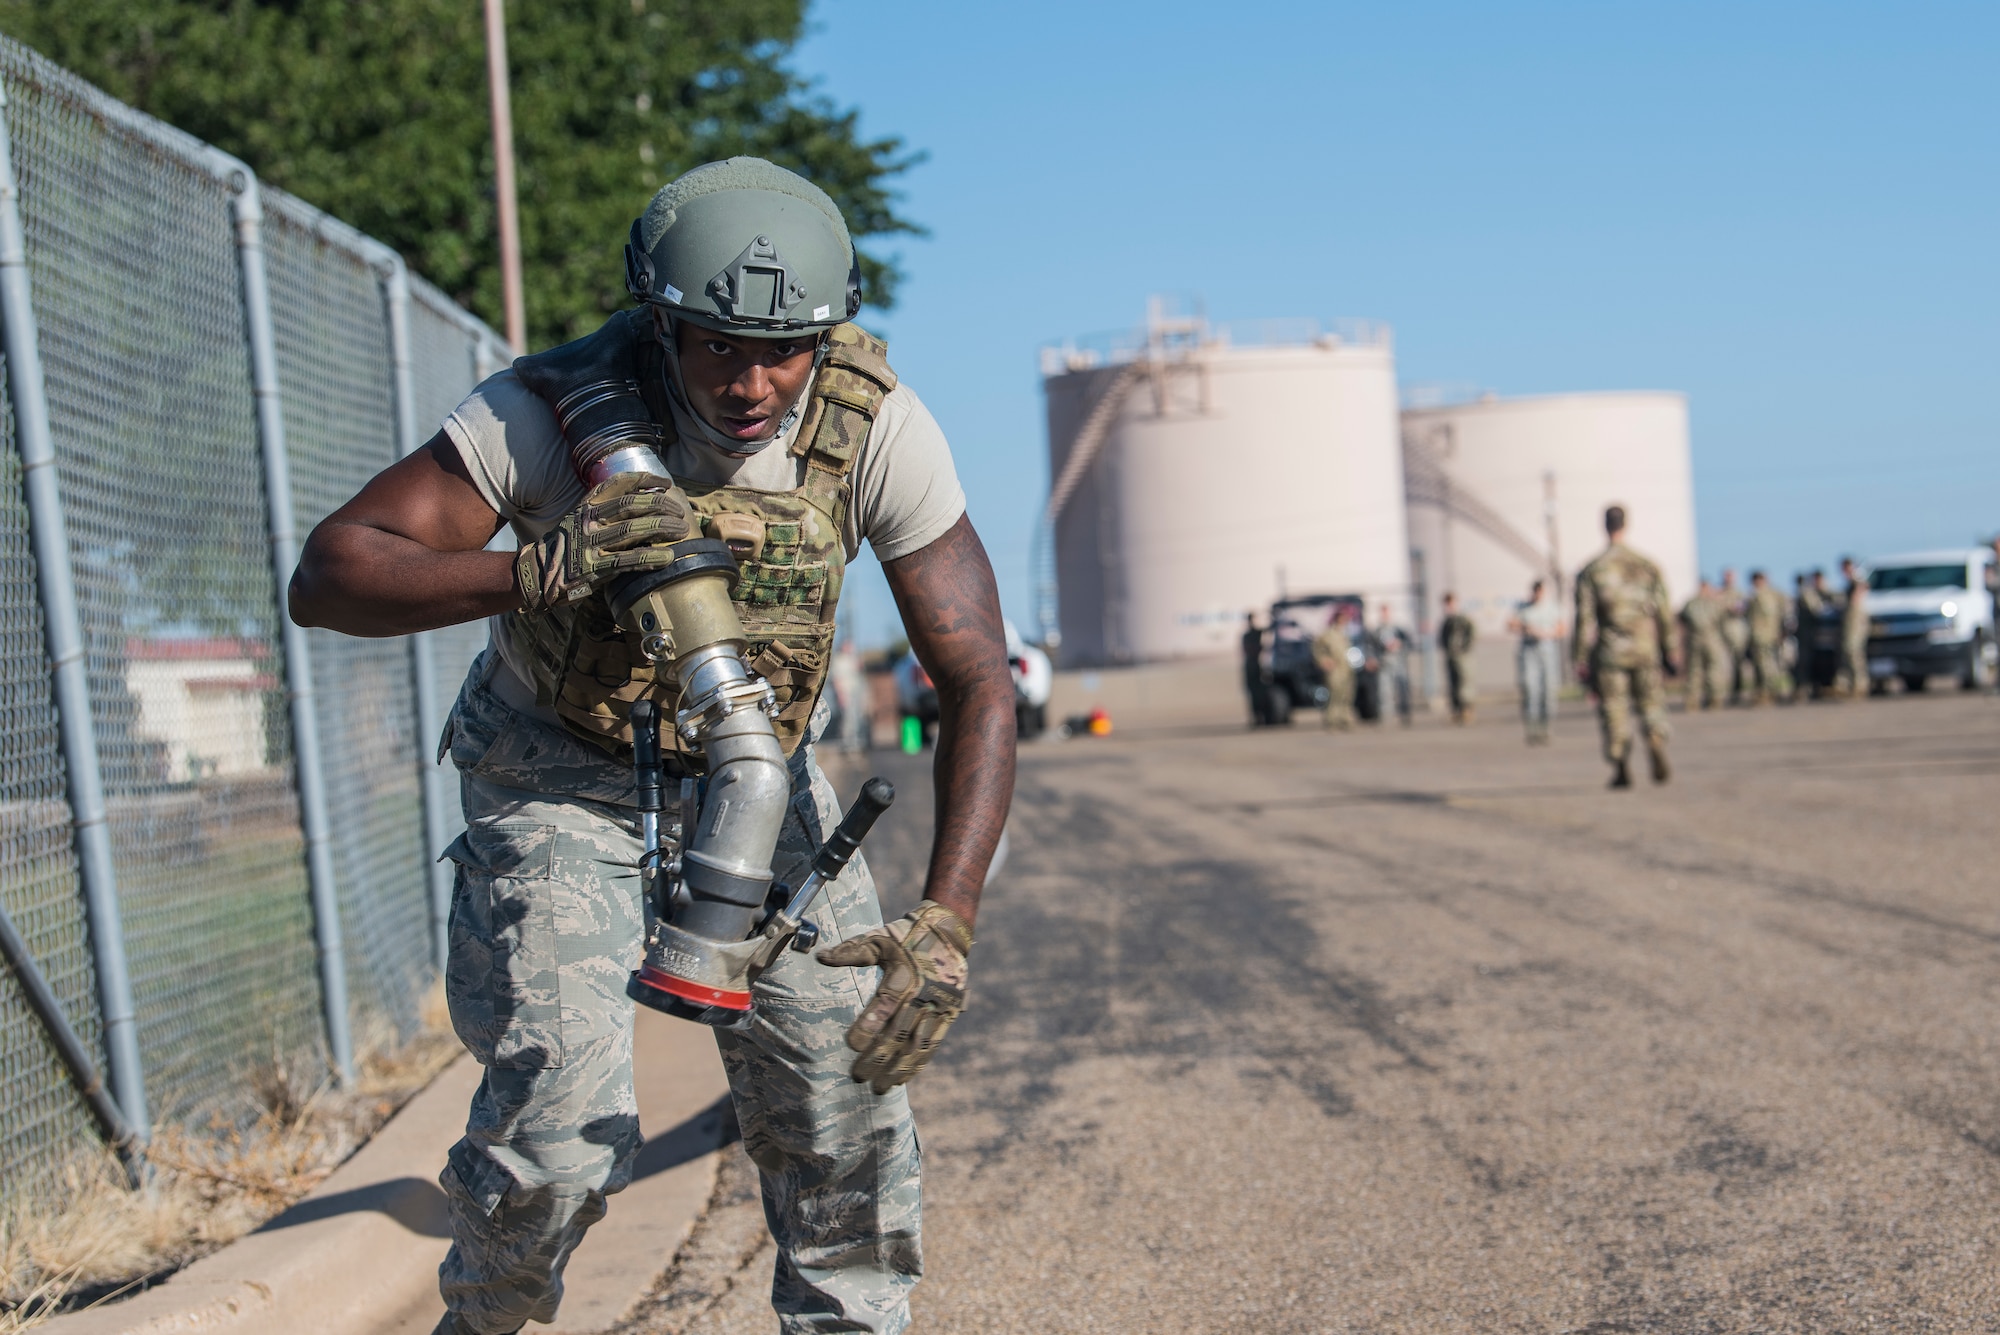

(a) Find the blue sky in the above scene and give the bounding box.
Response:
[790,1,1998,645]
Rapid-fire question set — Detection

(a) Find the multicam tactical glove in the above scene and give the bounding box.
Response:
[816,901,972,1094]
[513,473,692,614]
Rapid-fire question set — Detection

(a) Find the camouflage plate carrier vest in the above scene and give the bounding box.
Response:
[498,316,895,760]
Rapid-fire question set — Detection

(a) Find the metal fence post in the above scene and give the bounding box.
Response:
[0,88,150,1141]
[224,166,354,1085]
[376,256,454,978]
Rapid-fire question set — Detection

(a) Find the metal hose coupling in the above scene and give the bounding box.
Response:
[524,320,800,1025]
[573,460,788,1025]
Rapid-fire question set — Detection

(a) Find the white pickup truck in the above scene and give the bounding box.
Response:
[894,618,1053,740]
[1863,548,1998,692]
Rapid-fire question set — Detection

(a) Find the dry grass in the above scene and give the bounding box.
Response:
[0,984,461,1331]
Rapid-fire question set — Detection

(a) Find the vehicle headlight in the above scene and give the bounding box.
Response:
[1940,601,1958,619]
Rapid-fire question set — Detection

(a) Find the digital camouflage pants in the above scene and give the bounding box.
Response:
[1592,661,1670,764]
[435,659,920,1334]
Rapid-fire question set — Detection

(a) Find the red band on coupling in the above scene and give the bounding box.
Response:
[635,965,753,1011]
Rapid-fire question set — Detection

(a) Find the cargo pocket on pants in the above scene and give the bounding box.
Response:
[443,822,564,1069]
[445,1139,516,1219]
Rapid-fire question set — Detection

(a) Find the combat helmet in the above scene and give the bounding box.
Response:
[625,157,861,335]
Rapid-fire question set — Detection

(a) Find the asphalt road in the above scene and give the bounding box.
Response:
[623,691,2000,1334]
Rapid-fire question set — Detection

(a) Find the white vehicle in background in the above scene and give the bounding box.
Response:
[1863,548,1997,692]
[1007,620,1052,739]
[894,619,1053,741]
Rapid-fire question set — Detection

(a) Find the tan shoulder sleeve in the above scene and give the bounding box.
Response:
[441,368,584,542]
[847,382,966,564]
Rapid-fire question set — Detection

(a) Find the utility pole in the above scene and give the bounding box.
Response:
[483,0,525,352]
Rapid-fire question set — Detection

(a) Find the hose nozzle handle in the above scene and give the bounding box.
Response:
[812,778,894,881]
[631,699,664,814]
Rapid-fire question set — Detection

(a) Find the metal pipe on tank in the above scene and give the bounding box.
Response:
[1043,306,1407,666]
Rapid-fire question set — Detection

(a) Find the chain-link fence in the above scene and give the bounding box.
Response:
[0,36,509,1208]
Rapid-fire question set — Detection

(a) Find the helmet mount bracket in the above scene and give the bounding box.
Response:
[708,236,806,322]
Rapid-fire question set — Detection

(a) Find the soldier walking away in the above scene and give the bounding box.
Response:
[1311,607,1355,731]
[1509,578,1564,744]
[1373,603,1415,727]
[1719,568,1752,703]
[1836,556,1872,699]
[1440,593,1477,724]
[1573,505,1677,789]
[1746,570,1790,704]
[1242,612,1270,725]
[289,158,1017,1335]
[1678,577,1728,710]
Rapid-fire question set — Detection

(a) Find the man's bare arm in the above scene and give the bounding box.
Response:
[289,431,515,636]
[883,514,1017,931]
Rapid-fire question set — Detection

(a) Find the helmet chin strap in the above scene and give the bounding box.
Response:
[655,318,828,456]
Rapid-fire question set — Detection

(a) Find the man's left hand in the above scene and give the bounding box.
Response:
[817,901,972,1094]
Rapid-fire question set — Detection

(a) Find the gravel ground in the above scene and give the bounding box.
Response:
[623,692,2000,1334]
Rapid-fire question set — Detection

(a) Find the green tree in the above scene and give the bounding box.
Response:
[0,0,922,348]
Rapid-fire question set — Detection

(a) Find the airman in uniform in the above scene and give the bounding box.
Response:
[1311,607,1355,730]
[1836,557,1871,699]
[1439,593,1477,725]
[291,158,1015,1335]
[1242,612,1269,725]
[1746,570,1790,704]
[1678,578,1728,710]
[1718,567,1751,703]
[1573,505,1677,788]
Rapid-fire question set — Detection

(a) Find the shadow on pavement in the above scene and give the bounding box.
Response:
[259,1176,450,1237]
[632,1094,740,1184]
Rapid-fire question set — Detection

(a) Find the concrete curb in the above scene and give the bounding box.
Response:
[47,1010,732,1335]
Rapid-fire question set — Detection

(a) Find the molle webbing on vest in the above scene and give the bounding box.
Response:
[497,320,894,759]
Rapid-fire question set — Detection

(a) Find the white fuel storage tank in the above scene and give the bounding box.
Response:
[1401,391,1696,687]
[1043,310,1408,664]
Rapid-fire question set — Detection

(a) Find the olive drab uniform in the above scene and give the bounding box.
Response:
[1747,585,1789,703]
[1837,577,1871,699]
[1678,589,1728,709]
[1720,586,1751,702]
[1440,612,1477,723]
[438,317,923,1335]
[1311,622,1354,730]
[1573,543,1675,771]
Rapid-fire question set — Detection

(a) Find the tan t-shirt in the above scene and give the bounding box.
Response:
[442,365,966,692]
